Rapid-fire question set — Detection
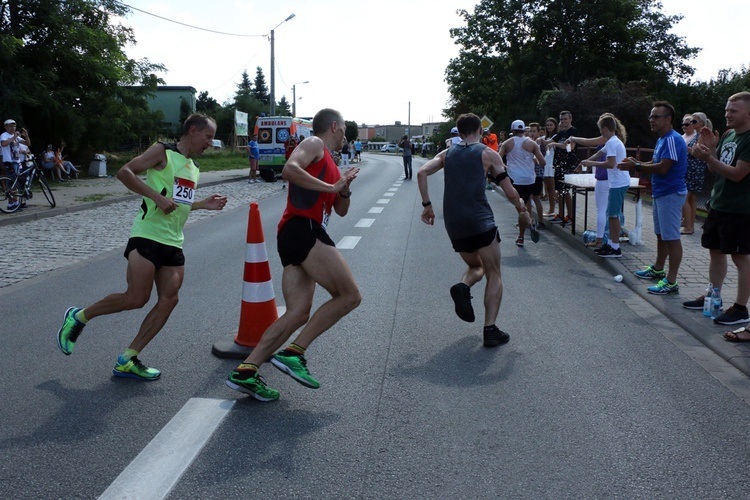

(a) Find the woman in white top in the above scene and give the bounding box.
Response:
[539,117,558,215]
[578,115,629,258]
[569,113,628,250]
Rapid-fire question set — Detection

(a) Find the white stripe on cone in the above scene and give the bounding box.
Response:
[245,242,268,263]
[242,280,275,303]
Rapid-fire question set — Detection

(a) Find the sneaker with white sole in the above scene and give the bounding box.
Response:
[647,279,679,295]
[713,306,750,325]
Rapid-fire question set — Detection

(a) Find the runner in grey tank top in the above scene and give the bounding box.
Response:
[443,143,496,240]
[417,113,530,349]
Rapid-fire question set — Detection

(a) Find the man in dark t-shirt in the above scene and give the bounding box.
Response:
[686,92,750,331]
[548,110,578,224]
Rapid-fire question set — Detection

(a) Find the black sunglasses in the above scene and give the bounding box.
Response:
[681,123,691,127]
[691,119,700,125]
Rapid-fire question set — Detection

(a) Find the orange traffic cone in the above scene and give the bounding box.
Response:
[212,202,279,358]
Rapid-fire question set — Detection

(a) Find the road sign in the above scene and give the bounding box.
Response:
[481,115,494,130]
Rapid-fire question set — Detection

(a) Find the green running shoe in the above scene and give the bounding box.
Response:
[56,307,85,355]
[113,356,161,380]
[635,265,666,280]
[648,279,679,295]
[271,352,320,389]
[226,371,280,401]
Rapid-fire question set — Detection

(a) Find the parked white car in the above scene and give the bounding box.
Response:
[381,144,398,153]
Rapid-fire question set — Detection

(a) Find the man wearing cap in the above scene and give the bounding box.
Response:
[1,119,30,210]
[499,120,546,247]
[445,127,461,149]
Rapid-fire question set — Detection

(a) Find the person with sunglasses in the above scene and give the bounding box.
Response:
[621,101,687,295]
[681,114,697,145]
[681,112,713,235]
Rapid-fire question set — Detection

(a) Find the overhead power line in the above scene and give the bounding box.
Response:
[119,2,266,37]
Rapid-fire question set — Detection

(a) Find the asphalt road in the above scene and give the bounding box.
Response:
[2,153,749,499]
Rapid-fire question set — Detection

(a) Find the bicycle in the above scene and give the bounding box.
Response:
[0,153,56,213]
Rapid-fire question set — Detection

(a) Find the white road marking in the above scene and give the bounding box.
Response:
[376,199,390,204]
[337,236,362,249]
[388,188,398,192]
[368,207,384,213]
[98,398,235,500]
[355,218,375,228]
[384,193,395,197]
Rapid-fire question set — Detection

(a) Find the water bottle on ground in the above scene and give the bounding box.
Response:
[710,288,722,320]
[703,283,713,317]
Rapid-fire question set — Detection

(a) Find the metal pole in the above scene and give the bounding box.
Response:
[270,29,275,115]
[292,84,296,117]
[407,101,411,137]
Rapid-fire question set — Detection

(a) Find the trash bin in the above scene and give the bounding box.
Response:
[88,154,107,177]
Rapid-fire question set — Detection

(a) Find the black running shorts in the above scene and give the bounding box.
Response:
[277,216,335,266]
[701,208,750,255]
[124,237,185,268]
[450,227,500,253]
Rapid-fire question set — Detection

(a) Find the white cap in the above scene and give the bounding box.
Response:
[450,127,459,134]
[511,120,525,131]
[4,119,16,125]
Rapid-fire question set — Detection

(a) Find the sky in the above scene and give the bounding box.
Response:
[117,0,748,128]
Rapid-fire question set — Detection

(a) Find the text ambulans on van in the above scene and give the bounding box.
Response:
[253,116,313,181]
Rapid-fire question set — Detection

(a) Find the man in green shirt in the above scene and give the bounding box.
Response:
[55,114,228,379]
[685,92,750,333]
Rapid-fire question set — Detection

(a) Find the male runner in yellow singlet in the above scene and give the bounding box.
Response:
[55,114,228,380]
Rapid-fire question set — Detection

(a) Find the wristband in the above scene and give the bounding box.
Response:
[422,201,432,207]
[340,190,351,198]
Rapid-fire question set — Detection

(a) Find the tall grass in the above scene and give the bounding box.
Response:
[104,149,248,176]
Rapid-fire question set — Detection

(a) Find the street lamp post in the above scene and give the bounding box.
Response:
[292,81,309,117]
[269,13,295,116]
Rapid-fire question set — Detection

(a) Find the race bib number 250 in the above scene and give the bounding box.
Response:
[173,177,196,205]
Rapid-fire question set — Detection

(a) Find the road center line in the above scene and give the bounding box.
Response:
[337,236,362,249]
[355,218,375,228]
[368,207,384,213]
[98,398,235,500]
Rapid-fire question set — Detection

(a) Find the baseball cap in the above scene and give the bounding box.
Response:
[4,119,16,126]
[450,127,459,134]
[511,119,525,131]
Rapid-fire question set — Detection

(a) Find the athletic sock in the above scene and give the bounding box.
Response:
[282,343,306,356]
[75,309,89,324]
[608,240,620,250]
[236,363,259,374]
[121,348,139,361]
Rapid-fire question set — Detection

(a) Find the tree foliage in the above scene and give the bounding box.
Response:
[252,66,269,105]
[538,78,655,147]
[344,121,359,143]
[0,0,165,157]
[444,0,699,132]
[666,67,750,135]
[276,96,291,116]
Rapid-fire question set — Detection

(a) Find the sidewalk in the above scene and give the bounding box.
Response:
[536,186,750,378]
[0,168,252,227]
